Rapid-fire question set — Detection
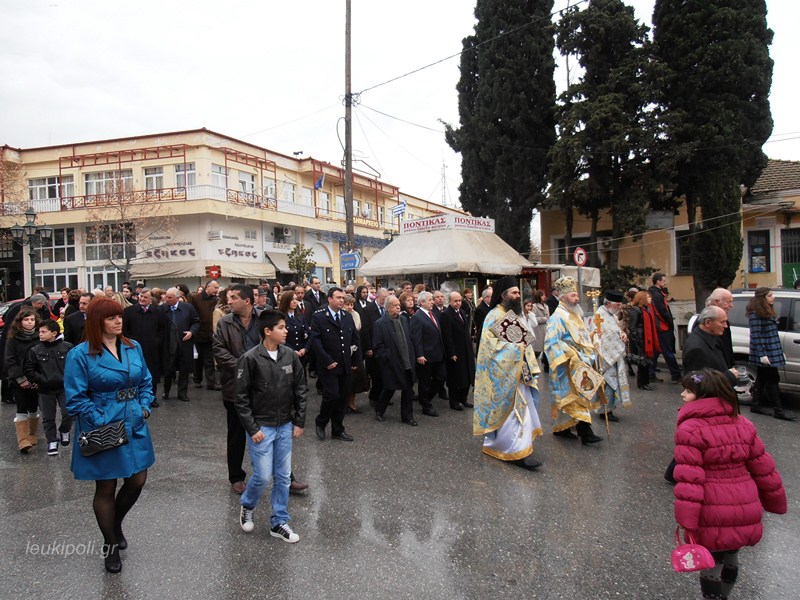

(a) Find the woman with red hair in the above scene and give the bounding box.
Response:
[64,296,156,574]
[628,291,661,390]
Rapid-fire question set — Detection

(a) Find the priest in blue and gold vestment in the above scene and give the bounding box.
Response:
[543,276,604,445]
[472,277,543,471]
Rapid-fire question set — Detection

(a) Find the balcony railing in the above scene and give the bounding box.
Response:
[10,186,396,230]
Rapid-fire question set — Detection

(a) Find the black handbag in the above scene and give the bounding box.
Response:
[78,419,128,457]
[625,353,650,367]
[78,348,134,457]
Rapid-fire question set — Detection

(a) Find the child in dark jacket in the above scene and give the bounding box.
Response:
[24,320,74,456]
[6,307,41,452]
[234,310,306,543]
[674,368,786,600]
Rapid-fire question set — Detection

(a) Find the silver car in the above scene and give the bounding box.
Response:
[729,289,800,397]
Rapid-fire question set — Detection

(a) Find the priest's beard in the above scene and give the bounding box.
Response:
[564,301,584,318]
[502,297,523,316]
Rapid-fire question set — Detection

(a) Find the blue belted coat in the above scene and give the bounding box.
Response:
[64,340,156,481]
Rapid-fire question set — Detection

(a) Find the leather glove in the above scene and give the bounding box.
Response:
[760,356,770,365]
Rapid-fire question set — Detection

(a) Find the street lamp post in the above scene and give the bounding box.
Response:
[9,207,54,296]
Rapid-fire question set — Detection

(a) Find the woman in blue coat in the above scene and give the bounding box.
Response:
[747,287,796,421]
[64,296,155,574]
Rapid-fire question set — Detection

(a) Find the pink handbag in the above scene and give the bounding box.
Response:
[671,527,716,572]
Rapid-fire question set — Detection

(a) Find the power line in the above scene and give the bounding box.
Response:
[356,0,591,96]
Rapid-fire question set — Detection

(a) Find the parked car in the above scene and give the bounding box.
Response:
[0,293,60,330]
[729,288,800,398]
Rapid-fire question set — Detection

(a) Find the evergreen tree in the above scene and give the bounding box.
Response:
[444,0,556,253]
[652,0,773,304]
[548,0,660,270]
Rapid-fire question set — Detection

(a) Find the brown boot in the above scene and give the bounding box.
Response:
[27,415,40,446]
[15,420,33,453]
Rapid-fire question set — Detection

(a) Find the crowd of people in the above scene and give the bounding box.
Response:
[1,273,791,595]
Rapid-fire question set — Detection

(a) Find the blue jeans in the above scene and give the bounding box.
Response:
[240,422,293,527]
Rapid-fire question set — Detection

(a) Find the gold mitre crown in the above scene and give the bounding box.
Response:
[554,276,577,295]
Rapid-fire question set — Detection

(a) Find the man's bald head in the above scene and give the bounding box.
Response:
[707,288,733,314]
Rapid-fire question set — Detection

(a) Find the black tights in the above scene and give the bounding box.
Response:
[93,470,148,545]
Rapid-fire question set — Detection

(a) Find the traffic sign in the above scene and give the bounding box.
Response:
[206,265,221,279]
[340,251,362,270]
[573,247,587,267]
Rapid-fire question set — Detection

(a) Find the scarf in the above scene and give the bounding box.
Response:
[640,306,661,358]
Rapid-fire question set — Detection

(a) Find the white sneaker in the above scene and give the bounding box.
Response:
[270,523,299,543]
[60,431,70,446]
[239,505,254,533]
[47,441,59,456]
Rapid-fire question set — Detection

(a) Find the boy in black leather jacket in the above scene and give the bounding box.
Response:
[24,320,73,456]
[234,310,307,542]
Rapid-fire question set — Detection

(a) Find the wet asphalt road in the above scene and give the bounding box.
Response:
[1,374,799,599]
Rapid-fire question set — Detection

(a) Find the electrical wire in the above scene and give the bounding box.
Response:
[356,0,591,96]
[240,104,341,138]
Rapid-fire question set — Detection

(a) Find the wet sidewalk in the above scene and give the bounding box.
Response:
[1,381,798,599]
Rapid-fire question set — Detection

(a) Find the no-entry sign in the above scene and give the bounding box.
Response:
[573,247,587,267]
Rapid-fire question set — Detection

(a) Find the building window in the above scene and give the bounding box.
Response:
[378,205,385,225]
[84,170,132,195]
[301,186,313,207]
[144,167,164,191]
[0,235,15,259]
[211,164,228,188]
[263,179,276,199]
[336,195,345,217]
[29,176,74,201]
[362,202,374,219]
[675,230,692,275]
[85,223,135,261]
[282,182,296,203]
[36,268,78,293]
[353,200,360,217]
[36,227,76,264]
[238,171,255,194]
[245,230,257,241]
[747,230,771,273]
[319,191,330,215]
[87,267,125,292]
[175,162,196,187]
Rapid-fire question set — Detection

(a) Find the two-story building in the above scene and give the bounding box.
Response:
[0,128,460,298]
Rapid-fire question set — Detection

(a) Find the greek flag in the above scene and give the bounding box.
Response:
[391,201,406,217]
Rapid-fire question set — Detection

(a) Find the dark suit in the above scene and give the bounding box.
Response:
[682,328,735,381]
[410,308,445,411]
[122,303,166,390]
[285,311,311,366]
[304,288,327,376]
[360,300,385,403]
[473,300,491,354]
[545,294,559,319]
[440,305,476,408]
[63,311,87,346]
[310,307,361,436]
[372,314,416,421]
[160,301,200,400]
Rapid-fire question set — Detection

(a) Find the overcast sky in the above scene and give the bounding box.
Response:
[1,0,797,209]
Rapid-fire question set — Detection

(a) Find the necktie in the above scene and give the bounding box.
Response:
[429,311,438,329]
[170,305,177,324]
[335,312,341,326]
[379,306,384,317]
[457,310,464,324]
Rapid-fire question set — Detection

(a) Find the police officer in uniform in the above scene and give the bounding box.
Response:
[310,286,361,442]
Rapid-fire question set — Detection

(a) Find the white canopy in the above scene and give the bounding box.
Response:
[359,229,532,276]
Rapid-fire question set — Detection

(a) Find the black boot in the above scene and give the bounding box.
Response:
[576,421,603,445]
[750,378,770,415]
[104,544,122,573]
[767,383,797,421]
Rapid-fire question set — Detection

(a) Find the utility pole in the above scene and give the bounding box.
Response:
[441,161,447,207]
[343,0,355,283]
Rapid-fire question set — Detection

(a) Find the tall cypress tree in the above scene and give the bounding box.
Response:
[549,0,658,269]
[444,0,557,253]
[652,0,773,304]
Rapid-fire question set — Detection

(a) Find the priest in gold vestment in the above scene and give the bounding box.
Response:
[473,277,543,471]
[543,276,604,445]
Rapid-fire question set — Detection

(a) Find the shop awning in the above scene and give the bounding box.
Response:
[130,260,275,280]
[266,252,294,273]
[359,229,532,276]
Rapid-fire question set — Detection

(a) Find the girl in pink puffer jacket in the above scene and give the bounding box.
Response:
[674,368,786,600]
